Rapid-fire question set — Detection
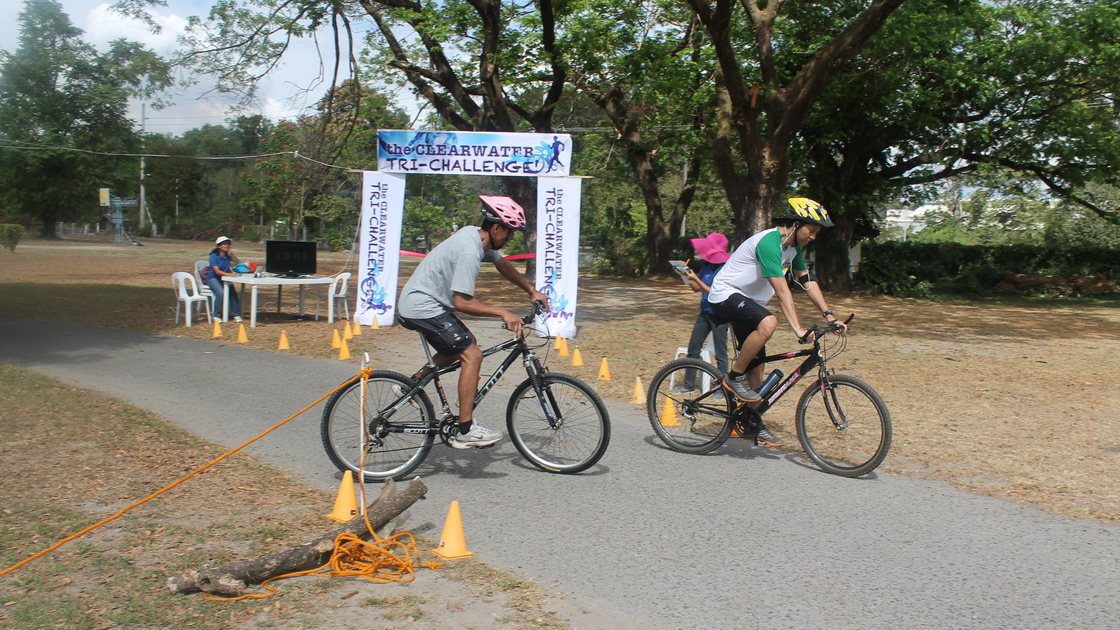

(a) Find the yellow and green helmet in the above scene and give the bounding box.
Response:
[786,197,834,228]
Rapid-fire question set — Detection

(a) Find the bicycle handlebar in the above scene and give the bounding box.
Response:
[524,300,548,324]
[502,301,549,330]
[799,313,855,344]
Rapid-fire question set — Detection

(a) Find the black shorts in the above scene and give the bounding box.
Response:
[709,293,773,353]
[398,313,475,356]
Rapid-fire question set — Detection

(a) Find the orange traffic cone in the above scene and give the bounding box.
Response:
[237,324,249,343]
[211,320,222,338]
[278,330,290,350]
[338,337,351,360]
[433,501,473,560]
[331,329,341,349]
[371,316,380,330]
[571,347,584,367]
[325,470,359,522]
[631,377,645,404]
[351,321,361,336]
[661,395,678,426]
[598,357,611,381]
[558,337,570,357]
[343,322,353,340]
[553,336,563,350]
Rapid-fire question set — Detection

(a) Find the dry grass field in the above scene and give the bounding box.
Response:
[3,233,1120,629]
[3,235,1120,523]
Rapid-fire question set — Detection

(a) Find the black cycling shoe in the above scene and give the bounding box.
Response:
[722,375,762,402]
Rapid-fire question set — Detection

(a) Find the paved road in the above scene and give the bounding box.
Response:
[2,317,1118,629]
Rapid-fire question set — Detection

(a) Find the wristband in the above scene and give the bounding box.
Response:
[822,309,834,318]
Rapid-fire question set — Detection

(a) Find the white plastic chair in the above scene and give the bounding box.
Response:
[669,337,717,392]
[172,272,211,327]
[315,272,352,321]
[194,260,216,313]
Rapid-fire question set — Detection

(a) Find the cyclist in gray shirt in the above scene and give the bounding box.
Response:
[398,196,548,449]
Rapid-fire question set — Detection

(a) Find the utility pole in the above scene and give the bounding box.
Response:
[139,103,147,230]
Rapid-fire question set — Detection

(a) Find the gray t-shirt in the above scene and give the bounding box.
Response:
[398,226,502,319]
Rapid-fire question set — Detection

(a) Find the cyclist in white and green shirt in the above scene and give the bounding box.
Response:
[708,198,847,446]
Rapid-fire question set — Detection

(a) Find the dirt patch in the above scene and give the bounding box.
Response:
[0,363,583,630]
[3,234,1120,526]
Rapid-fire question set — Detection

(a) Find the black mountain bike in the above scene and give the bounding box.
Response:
[321,304,611,481]
[646,315,891,477]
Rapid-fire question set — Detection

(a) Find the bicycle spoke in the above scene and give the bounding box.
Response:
[321,373,435,481]
[647,359,732,454]
[796,375,891,477]
[507,374,610,474]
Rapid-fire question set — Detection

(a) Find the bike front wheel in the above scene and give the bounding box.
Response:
[795,374,892,477]
[321,371,436,482]
[647,358,733,454]
[506,373,610,474]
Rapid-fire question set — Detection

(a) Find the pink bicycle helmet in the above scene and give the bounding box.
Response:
[479,195,527,231]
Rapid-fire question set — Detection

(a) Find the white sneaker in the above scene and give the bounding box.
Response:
[450,423,503,449]
[390,383,421,410]
[234,316,243,323]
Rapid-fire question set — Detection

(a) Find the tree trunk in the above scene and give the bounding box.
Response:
[504,177,537,277]
[688,0,908,245]
[167,477,428,597]
[813,218,853,292]
[710,72,749,246]
[39,210,58,239]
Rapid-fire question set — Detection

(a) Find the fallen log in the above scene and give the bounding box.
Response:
[168,476,428,597]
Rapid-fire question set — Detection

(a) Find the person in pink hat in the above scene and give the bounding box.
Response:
[675,232,732,396]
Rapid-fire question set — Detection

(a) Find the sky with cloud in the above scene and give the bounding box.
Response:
[0,0,363,136]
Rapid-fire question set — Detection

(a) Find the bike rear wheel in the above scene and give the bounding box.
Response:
[506,373,610,474]
[795,374,892,477]
[647,358,733,454]
[321,371,436,482]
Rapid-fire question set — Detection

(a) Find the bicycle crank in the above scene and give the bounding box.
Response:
[437,416,460,446]
[732,405,763,440]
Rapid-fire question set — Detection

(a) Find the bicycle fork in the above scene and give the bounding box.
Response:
[525,353,562,429]
[818,373,850,431]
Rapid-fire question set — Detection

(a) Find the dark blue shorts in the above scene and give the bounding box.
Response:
[398,312,475,356]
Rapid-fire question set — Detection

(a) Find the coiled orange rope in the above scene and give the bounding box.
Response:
[204,370,441,601]
[204,529,442,601]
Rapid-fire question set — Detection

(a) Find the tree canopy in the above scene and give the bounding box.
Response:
[12,0,1118,285]
[0,0,170,238]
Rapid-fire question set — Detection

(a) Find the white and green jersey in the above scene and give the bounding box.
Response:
[708,228,807,307]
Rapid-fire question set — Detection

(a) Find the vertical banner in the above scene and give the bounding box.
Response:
[356,171,406,327]
[536,177,582,339]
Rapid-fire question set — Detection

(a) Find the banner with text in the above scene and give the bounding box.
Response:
[356,171,406,327]
[535,177,582,339]
[377,130,572,178]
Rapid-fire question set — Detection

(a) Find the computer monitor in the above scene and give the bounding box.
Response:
[265,240,317,277]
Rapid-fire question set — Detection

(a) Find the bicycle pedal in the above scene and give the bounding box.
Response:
[475,442,498,450]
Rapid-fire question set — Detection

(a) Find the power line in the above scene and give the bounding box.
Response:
[0,140,350,170]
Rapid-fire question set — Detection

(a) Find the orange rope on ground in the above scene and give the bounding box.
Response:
[203,530,442,601]
[204,370,441,602]
[0,372,366,579]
